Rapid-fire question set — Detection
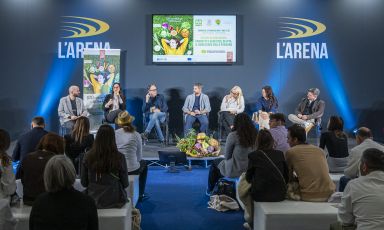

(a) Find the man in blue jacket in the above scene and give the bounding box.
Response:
[12,116,48,163]
[182,83,211,136]
[141,84,168,143]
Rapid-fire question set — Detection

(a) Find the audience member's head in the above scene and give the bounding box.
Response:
[0,129,11,167]
[87,125,121,173]
[327,116,346,138]
[256,129,275,151]
[307,88,320,101]
[37,133,65,154]
[44,155,76,193]
[355,127,372,145]
[31,116,45,128]
[269,113,286,128]
[360,148,384,176]
[115,111,135,132]
[72,116,90,143]
[233,113,258,148]
[287,124,306,147]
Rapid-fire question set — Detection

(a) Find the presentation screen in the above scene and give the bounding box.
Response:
[152,15,236,63]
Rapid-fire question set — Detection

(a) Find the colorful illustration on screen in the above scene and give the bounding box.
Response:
[153,15,194,56]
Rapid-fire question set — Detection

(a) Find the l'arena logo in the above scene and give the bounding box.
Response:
[58,16,111,59]
[276,17,328,59]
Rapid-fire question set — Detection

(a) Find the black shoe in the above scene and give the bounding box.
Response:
[141,132,149,140]
[159,140,166,146]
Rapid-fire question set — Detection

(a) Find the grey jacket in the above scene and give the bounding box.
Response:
[182,93,211,114]
[0,162,16,201]
[115,129,142,172]
[218,131,255,178]
[58,96,89,125]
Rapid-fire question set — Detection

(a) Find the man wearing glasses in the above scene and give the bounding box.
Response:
[141,83,168,144]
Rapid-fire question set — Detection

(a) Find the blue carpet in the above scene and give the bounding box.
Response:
[136,167,244,230]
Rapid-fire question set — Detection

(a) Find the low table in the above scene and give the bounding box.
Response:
[187,155,224,169]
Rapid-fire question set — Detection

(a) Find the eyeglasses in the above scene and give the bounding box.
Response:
[231,91,239,95]
[149,88,157,91]
[113,86,120,89]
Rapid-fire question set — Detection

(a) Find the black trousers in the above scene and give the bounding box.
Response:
[128,160,148,197]
[207,158,224,192]
[220,111,235,136]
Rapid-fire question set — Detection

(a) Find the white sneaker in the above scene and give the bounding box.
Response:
[243,222,252,230]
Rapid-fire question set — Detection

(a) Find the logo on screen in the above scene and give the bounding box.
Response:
[276,17,328,59]
[58,16,111,59]
[279,17,326,39]
[60,16,110,38]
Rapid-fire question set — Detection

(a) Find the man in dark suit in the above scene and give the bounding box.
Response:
[12,116,48,163]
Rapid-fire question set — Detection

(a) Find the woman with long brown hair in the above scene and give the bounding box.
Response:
[81,124,128,208]
[64,116,94,174]
[102,82,126,123]
[254,86,278,129]
[319,116,349,173]
[207,113,257,195]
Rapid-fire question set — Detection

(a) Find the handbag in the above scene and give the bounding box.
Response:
[259,150,288,196]
[212,178,237,199]
[86,172,127,209]
[208,194,239,212]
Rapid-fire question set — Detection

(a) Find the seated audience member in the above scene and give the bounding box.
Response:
[207,113,257,195]
[102,82,126,123]
[254,86,278,130]
[30,155,98,230]
[0,129,16,202]
[81,125,128,208]
[288,88,325,133]
[219,85,245,136]
[0,198,16,230]
[339,127,384,192]
[64,117,94,174]
[286,125,335,201]
[182,83,211,136]
[242,130,288,228]
[12,116,48,164]
[17,133,64,205]
[58,85,89,133]
[336,148,384,230]
[141,83,168,144]
[115,111,148,201]
[319,116,349,173]
[268,113,290,154]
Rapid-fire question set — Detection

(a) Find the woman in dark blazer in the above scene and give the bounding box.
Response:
[102,82,126,123]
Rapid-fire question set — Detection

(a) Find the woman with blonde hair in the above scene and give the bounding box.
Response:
[64,117,94,174]
[219,85,245,136]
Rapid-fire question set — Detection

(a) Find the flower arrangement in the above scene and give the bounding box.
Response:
[176,130,221,158]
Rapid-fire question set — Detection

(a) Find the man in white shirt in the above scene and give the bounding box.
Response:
[336,148,384,230]
[344,127,384,178]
